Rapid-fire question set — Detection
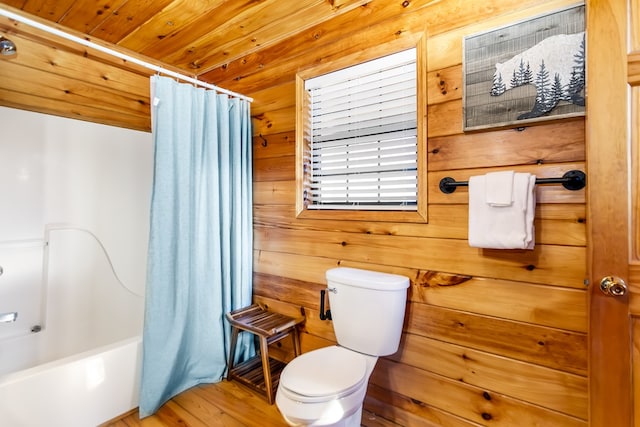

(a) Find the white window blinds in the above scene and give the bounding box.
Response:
[304,49,418,211]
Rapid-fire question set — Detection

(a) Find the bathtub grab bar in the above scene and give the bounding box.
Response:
[0,312,18,323]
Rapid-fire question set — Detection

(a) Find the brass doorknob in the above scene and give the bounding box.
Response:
[599,276,628,297]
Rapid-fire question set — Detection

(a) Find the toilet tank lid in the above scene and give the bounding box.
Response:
[326,267,409,291]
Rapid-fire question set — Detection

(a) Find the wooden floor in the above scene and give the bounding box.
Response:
[101,380,400,427]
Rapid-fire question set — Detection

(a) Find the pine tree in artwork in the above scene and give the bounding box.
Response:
[523,62,532,84]
[551,73,564,105]
[510,69,519,88]
[517,60,557,119]
[567,35,586,105]
[535,60,551,106]
[573,36,585,84]
[567,69,581,97]
[490,72,506,96]
[518,58,529,85]
[509,58,531,88]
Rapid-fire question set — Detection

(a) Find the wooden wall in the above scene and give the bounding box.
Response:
[208,0,588,425]
[0,8,155,131]
[1,0,588,425]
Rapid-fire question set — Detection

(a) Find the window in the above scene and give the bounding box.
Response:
[296,42,427,222]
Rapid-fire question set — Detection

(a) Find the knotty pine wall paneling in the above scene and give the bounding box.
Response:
[0,12,155,131]
[218,0,588,425]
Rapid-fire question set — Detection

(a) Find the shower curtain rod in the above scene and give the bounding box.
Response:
[0,7,253,102]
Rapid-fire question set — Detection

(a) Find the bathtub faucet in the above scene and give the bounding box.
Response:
[0,312,18,323]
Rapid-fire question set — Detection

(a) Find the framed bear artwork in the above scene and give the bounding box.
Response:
[463,4,585,131]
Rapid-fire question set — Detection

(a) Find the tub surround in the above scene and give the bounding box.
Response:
[0,108,151,424]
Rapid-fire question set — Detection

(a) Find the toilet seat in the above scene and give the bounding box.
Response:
[278,346,367,403]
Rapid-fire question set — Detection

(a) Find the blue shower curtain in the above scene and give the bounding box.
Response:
[139,76,254,417]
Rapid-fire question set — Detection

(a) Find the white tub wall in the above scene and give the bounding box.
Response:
[0,105,152,292]
[40,108,153,296]
[0,106,153,368]
[0,108,45,241]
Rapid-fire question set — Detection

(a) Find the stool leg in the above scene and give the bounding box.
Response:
[259,336,273,404]
[227,327,240,380]
[291,326,301,357]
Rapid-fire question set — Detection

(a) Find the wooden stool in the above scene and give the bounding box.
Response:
[226,304,303,404]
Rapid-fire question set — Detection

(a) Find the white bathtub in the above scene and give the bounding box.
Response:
[0,336,142,426]
[0,228,145,426]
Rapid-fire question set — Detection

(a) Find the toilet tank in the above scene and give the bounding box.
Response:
[326,267,409,356]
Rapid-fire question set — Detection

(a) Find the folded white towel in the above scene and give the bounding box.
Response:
[468,172,536,249]
[485,171,514,206]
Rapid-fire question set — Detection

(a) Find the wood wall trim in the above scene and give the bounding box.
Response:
[586,0,631,425]
[630,50,640,86]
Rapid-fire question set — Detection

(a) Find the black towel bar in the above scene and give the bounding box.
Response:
[439,170,586,194]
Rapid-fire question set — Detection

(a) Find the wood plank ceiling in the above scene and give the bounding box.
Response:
[0,0,370,130]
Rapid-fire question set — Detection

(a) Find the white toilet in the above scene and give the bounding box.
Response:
[275,267,409,427]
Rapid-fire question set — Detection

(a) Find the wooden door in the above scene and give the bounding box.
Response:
[588,0,640,426]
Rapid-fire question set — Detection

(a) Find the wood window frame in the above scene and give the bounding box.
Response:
[295,34,428,223]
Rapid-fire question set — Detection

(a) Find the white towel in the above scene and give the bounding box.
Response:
[485,171,514,206]
[468,172,536,249]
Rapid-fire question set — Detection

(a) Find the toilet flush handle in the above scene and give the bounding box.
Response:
[319,288,334,321]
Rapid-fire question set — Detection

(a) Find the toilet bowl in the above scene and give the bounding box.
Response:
[276,346,377,427]
[275,267,409,427]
